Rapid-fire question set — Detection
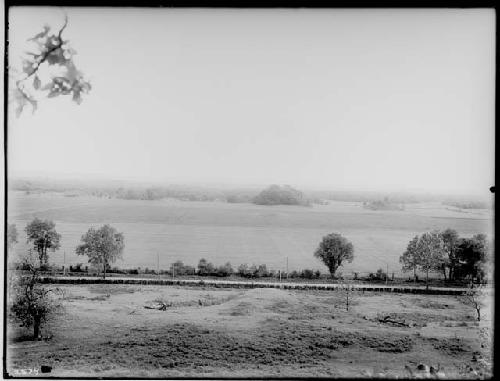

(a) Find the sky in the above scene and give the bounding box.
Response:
[7,8,495,195]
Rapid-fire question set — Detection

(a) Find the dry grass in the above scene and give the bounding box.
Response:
[6,284,493,378]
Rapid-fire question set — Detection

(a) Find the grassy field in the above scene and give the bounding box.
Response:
[8,191,493,275]
[6,284,493,378]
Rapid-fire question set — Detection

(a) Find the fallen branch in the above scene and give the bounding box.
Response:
[378,315,410,327]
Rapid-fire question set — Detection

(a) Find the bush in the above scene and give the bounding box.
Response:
[215,262,233,277]
[69,263,84,273]
[368,268,386,281]
[301,269,315,279]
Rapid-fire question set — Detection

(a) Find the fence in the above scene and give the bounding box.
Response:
[36,276,470,295]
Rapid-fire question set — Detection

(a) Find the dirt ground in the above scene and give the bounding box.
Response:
[6,284,493,378]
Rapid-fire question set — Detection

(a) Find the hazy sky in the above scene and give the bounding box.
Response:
[8,8,495,195]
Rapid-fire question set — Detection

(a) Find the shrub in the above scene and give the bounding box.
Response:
[301,269,314,279]
[216,262,233,277]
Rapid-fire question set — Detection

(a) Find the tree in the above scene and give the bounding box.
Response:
[11,16,91,117]
[25,218,61,268]
[399,235,420,283]
[238,263,251,278]
[462,282,486,321]
[314,233,354,279]
[456,234,489,282]
[75,225,124,279]
[440,229,460,281]
[171,260,186,276]
[197,258,215,276]
[415,231,446,289]
[10,251,58,339]
[7,223,18,250]
[216,262,233,277]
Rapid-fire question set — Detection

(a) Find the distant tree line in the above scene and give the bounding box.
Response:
[362,197,405,211]
[11,179,491,209]
[442,200,490,210]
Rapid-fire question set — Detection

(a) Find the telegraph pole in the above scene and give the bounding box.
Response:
[386,263,389,285]
[286,257,289,279]
[157,253,160,279]
[63,251,66,276]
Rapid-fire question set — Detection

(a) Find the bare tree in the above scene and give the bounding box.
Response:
[337,279,356,312]
[462,282,485,322]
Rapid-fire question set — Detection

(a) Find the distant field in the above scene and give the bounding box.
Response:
[8,191,493,276]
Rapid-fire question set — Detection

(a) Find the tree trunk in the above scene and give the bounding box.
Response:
[426,269,429,290]
[413,267,416,283]
[38,247,44,268]
[442,265,447,282]
[103,260,106,280]
[476,307,481,321]
[33,316,41,340]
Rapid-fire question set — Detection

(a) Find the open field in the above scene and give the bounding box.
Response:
[8,191,492,274]
[6,284,493,378]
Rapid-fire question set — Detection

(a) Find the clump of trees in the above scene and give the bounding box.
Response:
[400,229,490,286]
[314,233,354,279]
[170,261,196,276]
[76,225,125,279]
[253,184,310,206]
[237,263,270,278]
[197,259,235,277]
[25,218,61,269]
[363,197,404,211]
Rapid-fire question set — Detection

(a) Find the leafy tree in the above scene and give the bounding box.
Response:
[197,258,215,276]
[170,260,187,276]
[216,262,233,277]
[75,225,124,279]
[301,269,314,279]
[7,223,18,250]
[416,231,446,289]
[255,264,269,278]
[237,263,250,278]
[25,218,61,267]
[399,235,420,282]
[440,228,460,281]
[456,234,489,282]
[314,233,354,279]
[11,16,91,117]
[10,251,58,339]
